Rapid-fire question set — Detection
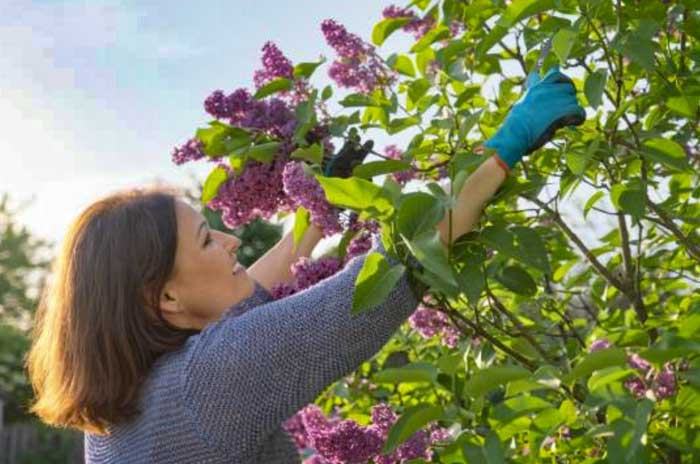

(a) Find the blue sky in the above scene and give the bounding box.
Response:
[0,0,418,248]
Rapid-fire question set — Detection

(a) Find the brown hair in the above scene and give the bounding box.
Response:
[26,184,201,435]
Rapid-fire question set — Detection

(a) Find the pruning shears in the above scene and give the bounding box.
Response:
[524,34,555,90]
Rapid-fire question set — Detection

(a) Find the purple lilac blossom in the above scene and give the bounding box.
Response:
[270,256,343,300]
[624,376,647,399]
[384,144,414,185]
[321,19,394,94]
[203,87,297,139]
[653,363,677,400]
[282,162,342,236]
[311,420,384,464]
[628,353,652,372]
[253,41,294,89]
[382,5,436,40]
[284,402,449,463]
[171,138,206,165]
[207,158,293,229]
[409,305,461,348]
[588,338,612,353]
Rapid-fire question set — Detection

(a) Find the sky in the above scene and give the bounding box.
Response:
[0,0,416,250]
[0,0,620,258]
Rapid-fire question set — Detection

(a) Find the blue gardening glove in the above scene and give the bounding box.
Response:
[323,138,373,178]
[483,65,586,169]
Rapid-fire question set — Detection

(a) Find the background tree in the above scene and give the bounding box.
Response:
[0,193,52,424]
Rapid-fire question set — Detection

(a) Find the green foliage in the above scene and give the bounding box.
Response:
[0,193,52,424]
[308,0,700,461]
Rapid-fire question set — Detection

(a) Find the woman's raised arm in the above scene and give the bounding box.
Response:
[247,224,323,291]
[180,240,418,461]
[437,149,508,245]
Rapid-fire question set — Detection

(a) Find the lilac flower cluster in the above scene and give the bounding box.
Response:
[625,354,678,401]
[588,338,612,353]
[282,403,451,464]
[384,145,415,185]
[321,19,395,94]
[408,305,461,348]
[382,5,436,40]
[171,138,206,165]
[203,87,298,139]
[282,162,342,236]
[270,256,342,300]
[588,339,678,400]
[345,215,380,261]
[207,158,294,229]
[253,41,294,89]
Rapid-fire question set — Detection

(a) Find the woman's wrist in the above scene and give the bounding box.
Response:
[474,145,511,176]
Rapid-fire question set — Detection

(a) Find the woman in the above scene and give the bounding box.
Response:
[26,66,584,463]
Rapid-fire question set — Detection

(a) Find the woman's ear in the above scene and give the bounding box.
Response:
[158,286,182,316]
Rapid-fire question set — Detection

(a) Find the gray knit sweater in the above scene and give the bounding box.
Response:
[84,244,419,463]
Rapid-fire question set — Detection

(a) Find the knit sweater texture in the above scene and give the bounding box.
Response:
[84,243,419,463]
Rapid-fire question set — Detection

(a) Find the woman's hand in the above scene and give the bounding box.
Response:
[483,65,586,170]
[437,67,587,244]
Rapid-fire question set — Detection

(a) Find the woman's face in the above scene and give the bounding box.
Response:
[158,198,255,330]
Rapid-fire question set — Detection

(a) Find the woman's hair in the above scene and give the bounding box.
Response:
[26,184,201,435]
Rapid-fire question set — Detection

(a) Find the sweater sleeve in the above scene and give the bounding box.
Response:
[181,242,420,460]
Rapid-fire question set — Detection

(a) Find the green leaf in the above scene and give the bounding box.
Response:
[564,348,627,383]
[352,253,406,315]
[626,400,654,461]
[478,225,520,257]
[666,95,700,118]
[396,192,445,240]
[201,166,228,206]
[389,54,416,77]
[410,25,450,53]
[584,69,607,109]
[339,93,378,107]
[292,206,310,250]
[316,176,394,218]
[229,152,247,175]
[373,361,438,384]
[496,0,555,28]
[587,366,637,391]
[610,183,645,220]
[458,265,485,304]
[293,59,325,79]
[512,226,551,274]
[463,365,530,398]
[352,160,411,179]
[372,17,413,46]
[246,142,280,163]
[321,85,333,100]
[388,116,421,134]
[484,431,506,464]
[253,77,293,99]
[565,151,589,176]
[196,123,251,158]
[408,78,431,107]
[620,29,657,71]
[291,143,324,164]
[404,230,458,287]
[494,264,537,296]
[642,138,691,173]
[382,404,444,455]
[552,28,577,63]
[476,25,508,57]
[584,191,605,219]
